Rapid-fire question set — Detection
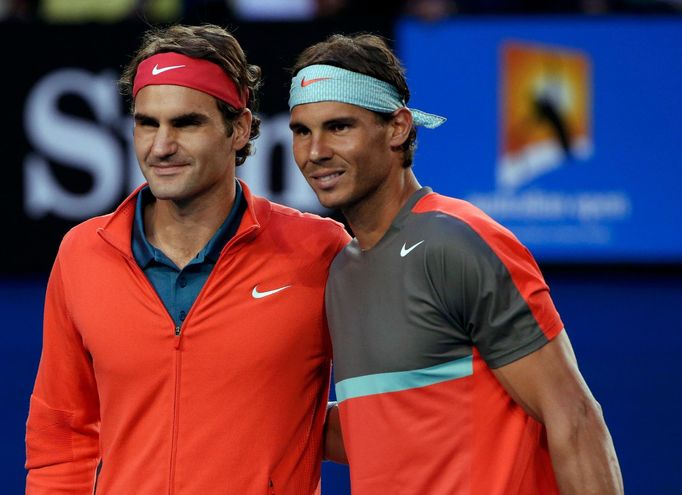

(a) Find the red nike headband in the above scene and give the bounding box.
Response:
[132,52,247,109]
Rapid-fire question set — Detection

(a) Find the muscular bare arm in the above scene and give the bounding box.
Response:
[493,330,623,495]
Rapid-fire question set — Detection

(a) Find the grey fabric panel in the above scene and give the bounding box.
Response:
[326,229,473,383]
[424,212,552,369]
[326,198,552,383]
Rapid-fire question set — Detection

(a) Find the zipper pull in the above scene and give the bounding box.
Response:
[174,325,182,349]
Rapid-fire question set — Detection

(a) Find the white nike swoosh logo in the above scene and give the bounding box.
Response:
[152,63,186,76]
[252,285,292,299]
[400,240,425,257]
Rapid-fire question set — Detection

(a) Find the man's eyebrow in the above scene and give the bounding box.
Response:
[133,112,156,123]
[133,112,210,125]
[289,116,358,130]
[324,116,357,127]
[289,120,307,130]
[171,112,209,126]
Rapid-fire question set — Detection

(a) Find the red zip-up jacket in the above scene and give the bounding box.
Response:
[26,181,350,494]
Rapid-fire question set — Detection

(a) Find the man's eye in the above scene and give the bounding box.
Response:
[331,123,350,132]
[175,119,201,128]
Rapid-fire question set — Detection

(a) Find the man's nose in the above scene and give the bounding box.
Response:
[150,125,178,158]
[309,133,332,164]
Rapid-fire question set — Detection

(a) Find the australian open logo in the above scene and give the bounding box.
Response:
[498,41,593,190]
[467,40,631,247]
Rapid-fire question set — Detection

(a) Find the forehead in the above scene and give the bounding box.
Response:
[134,84,219,117]
[290,101,377,125]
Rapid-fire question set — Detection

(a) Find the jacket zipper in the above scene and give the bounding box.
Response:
[120,257,182,494]
[269,479,275,495]
[162,224,257,492]
[168,338,182,495]
[100,222,259,494]
[164,227,257,493]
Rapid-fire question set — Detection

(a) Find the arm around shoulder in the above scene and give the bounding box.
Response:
[492,330,624,495]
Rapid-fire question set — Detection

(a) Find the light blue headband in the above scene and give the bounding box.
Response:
[289,64,446,129]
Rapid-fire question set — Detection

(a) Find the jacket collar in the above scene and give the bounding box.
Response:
[97,179,268,258]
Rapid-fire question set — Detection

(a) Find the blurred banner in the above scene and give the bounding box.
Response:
[5,18,681,273]
[399,17,682,263]
[4,19,392,274]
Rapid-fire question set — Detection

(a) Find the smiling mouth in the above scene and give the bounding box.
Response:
[150,163,188,176]
[311,170,344,188]
[317,171,340,181]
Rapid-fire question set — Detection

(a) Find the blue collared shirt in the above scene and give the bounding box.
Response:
[131,182,246,327]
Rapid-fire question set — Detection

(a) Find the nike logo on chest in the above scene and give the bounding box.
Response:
[251,285,292,299]
[400,240,425,257]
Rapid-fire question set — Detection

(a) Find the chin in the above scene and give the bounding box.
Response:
[147,183,187,202]
[308,179,357,210]
[315,193,350,211]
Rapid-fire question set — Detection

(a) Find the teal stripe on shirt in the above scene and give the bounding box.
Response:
[335,355,473,403]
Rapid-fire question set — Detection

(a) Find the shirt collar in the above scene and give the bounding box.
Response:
[131,186,155,269]
[131,181,246,269]
[390,186,433,230]
[203,180,245,263]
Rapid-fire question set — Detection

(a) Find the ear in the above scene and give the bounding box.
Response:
[231,109,253,150]
[388,107,413,148]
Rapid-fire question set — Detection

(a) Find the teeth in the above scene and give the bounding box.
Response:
[317,172,340,183]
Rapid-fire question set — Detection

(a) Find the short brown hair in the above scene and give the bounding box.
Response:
[120,24,261,166]
[292,34,417,168]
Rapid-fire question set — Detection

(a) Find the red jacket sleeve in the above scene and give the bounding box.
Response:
[26,252,101,494]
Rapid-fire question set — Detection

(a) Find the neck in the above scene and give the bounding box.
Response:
[144,181,235,269]
[344,169,420,251]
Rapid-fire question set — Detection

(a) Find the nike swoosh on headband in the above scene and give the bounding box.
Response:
[301,77,331,87]
[152,64,186,76]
